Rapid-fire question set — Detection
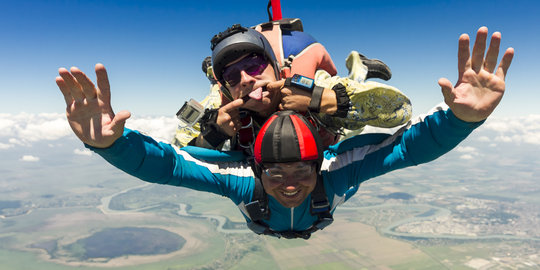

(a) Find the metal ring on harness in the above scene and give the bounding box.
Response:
[237,111,255,149]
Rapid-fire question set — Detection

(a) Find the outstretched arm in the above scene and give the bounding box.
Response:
[56,64,131,148]
[439,26,514,122]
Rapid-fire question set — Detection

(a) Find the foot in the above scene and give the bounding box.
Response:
[346,51,392,81]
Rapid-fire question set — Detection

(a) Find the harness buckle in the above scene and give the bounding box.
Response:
[245,200,269,221]
[313,216,334,230]
[237,111,255,149]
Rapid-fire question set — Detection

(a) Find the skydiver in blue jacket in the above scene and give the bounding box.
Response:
[55,27,513,239]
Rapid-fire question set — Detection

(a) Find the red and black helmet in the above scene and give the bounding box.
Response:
[254,111,324,169]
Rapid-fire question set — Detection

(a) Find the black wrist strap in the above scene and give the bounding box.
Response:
[308,86,324,113]
[201,123,231,148]
[284,77,292,87]
[199,109,231,148]
[332,83,351,118]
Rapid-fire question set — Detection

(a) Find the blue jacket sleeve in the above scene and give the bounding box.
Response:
[87,129,254,205]
[324,105,484,190]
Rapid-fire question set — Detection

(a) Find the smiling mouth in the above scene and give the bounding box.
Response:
[281,190,299,197]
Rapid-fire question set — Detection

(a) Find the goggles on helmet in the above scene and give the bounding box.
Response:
[262,162,315,183]
[222,53,268,86]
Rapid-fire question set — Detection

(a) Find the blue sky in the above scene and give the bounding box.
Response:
[0,0,538,117]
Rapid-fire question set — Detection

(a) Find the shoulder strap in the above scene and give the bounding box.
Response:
[254,20,337,79]
[310,174,330,215]
[244,166,270,221]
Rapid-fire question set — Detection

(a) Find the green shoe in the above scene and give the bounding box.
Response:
[315,71,411,132]
[346,51,392,81]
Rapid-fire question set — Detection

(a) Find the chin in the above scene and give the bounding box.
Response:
[278,196,306,208]
[246,100,275,115]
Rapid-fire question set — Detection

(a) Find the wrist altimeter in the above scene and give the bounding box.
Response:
[284,74,315,92]
[284,74,324,113]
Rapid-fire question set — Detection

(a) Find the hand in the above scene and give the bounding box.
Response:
[56,64,131,148]
[439,26,514,122]
[215,98,244,136]
[266,79,312,111]
[268,80,338,114]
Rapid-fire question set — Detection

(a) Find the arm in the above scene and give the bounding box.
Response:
[329,27,513,188]
[327,104,481,191]
[55,64,253,202]
[272,75,412,131]
[87,128,254,200]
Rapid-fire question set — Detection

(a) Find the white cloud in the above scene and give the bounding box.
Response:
[18,118,71,142]
[20,155,40,162]
[454,146,481,159]
[477,136,491,142]
[74,148,92,156]
[0,118,16,137]
[0,113,181,148]
[0,143,13,150]
[455,146,477,153]
[480,115,540,145]
[495,135,512,143]
[0,113,71,144]
[125,116,178,143]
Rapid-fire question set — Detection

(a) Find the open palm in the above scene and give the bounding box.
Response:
[439,27,514,122]
[56,64,131,148]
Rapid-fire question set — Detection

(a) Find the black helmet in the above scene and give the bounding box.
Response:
[211,24,280,86]
[254,111,323,169]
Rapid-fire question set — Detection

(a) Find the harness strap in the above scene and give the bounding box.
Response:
[244,172,270,221]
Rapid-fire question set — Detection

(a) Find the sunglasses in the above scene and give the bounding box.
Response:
[222,54,268,86]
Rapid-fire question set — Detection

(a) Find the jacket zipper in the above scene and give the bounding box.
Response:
[290,207,294,230]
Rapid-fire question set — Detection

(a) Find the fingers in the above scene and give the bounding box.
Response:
[70,67,98,100]
[461,27,510,77]
[58,67,85,102]
[438,78,455,106]
[221,98,244,112]
[95,63,111,101]
[57,66,101,104]
[496,47,515,81]
[484,32,501,73]
[266,80,284,94]
[471,26,488,73]
[109,110,131,134]
[217,99,244,135]
[458,34,470,77]
[55,75,74,106]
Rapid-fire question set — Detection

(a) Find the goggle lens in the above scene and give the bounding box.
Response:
[263,163,315,183]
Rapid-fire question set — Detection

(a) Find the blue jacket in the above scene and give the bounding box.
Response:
[89,104,482,235]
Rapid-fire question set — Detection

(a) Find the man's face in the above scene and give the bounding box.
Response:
[260,161,317,208]
[222,53,280,116]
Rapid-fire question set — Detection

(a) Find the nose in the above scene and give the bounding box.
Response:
[282,176,300,187]
[239,70,256,87]
[284,184,298,191]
